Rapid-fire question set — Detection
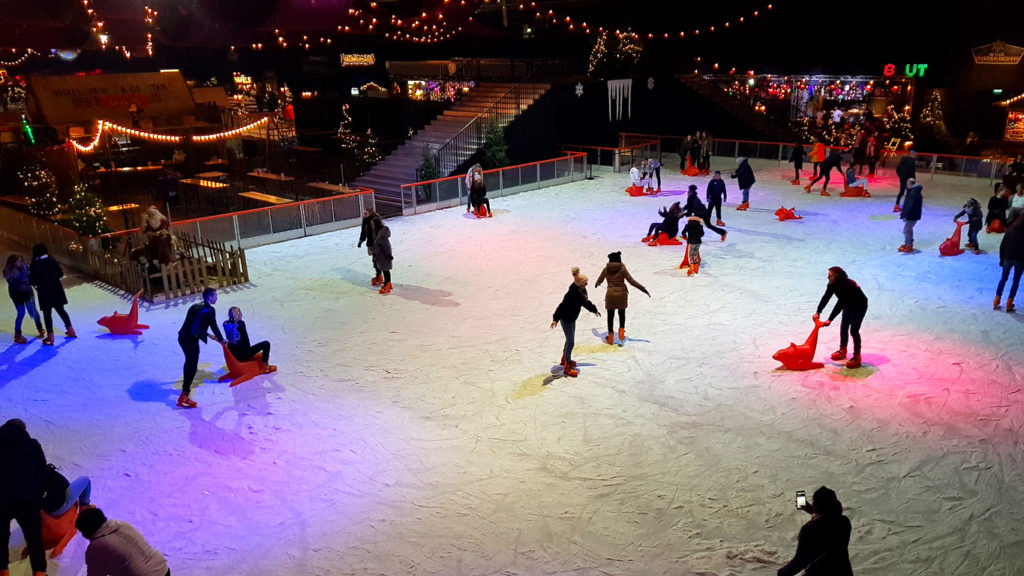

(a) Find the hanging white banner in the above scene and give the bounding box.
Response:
[607,79,632,122]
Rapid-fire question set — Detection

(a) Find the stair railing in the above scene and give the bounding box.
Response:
[434,82,547,176]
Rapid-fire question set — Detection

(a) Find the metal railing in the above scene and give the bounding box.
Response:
[435,82,549,176]
[558,140,659,173]
[399,152,587,215]
[619,132,1017,184]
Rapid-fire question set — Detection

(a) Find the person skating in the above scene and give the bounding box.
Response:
[647,157,662,192]
[3,254,45,344]
[223,307,276,374]
[788,141,806,184]
[895,150,917,212]
[28,243,75,345]
[176,288,223,408]
[75,507,170,576]
[595,251,649,345]
[371,217,394,294]
[803,149,843,196]
[954,197,984,253]
[807,139,825,179]
[466,163,492,216]
[551,267,600,377]
[994,217,1024,312]
[986,184,1008,233]
[777,486,854,576]
[814,266,869,368]
[683,185,727,241]
[680,216,705,276]
[730,157,755,210]
[357,209,383,286]
[899,179,923,252]
[706,171,727,226]
[643,202,683,243]
[0,418,49,576]
[845,163,869,193]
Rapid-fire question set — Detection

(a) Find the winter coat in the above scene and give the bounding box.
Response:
[706,179,727,204]
[776,513,854,576]
[681,218,705,244]
[85,520,169,576]
[683,194,709,219]
[1000,225,1024,264]
[595,262,647,310]
[987,195,1008,225]
[4,264,35,304]
[372,225,393,272]
[954,199,983,226]
[657,205,683,238]
[896,155,917,181]
[822,151,843,173]
[552,283,597,324]
[357,214,377,248]
[177,302,223,343]
[789,146,806,168]
[0,421,48,505]
[730,158,756,189]
[901,184,924,221]
[28,255,67,308]
[808,143,825,163]
[816,277,869,321]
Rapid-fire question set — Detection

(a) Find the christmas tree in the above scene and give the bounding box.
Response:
[336,103,356,151]
[883,105,914,143]
[587,32,609,79]
[917,89,950,146]
[66,183,113,237]
[356,129,383,170]
[20,164,61,220]
[615,31,642,71]
[482,121,509,168]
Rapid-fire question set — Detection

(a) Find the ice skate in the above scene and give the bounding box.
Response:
[1007,298,1016,313]
[13,333,28,344]
[830,347,847,361]
[618,327,625,342]
[43,332,54,346]
[716,220,726,226]
[379,282,392,294]
[803,184,812,193]
[176,393,197,408]
[371,275,383,286]
[994,295,1001,310]
[563,365,578,377]
[820,186,830,197]
[721,232,727,242]
[559,355,577,367]
[893,203,902,212]
[65,326,77,338]
[605,332,614,345]
[844,354,862,369]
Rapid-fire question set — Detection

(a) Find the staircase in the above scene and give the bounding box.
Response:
[354,82,550,215]
[678,75,797,143]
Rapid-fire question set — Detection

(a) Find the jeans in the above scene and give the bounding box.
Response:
[839,307,867,355]
[13,297,44,335]
[849,178,868,189]
[560,320,576,366]
[741,188,750,204]
[967,223,981,246]
[50,476,92,517]
[996,260,1024,299]
[902,219,918,246]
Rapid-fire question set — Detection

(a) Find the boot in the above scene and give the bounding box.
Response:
[43,332,55,346]
[1008,298,1016,313]
[820,186,830,197]
[897,244,907,252]
[791,179,801,185]
[261,364,278,374]
[716,220,726,226]
[13,333,28,344]
[845,354,862,369]
[803,184,812,193]
[65,326,77,338]
[605,331,614,345]
[379,282,393,294]
[830,347,847,361]
[563,365,578,377]
[618,327,625,342]
[893,203,902,213]
[176,393,197,408]
[641,235,653,243]
[371,275,383,286]
[559,355,577,367]
[687,264,696,276]
[693,263,700,274]
[993,295,1001,310]
[721,232,727,242]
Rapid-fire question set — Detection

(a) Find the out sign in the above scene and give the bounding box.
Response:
[884,63,928,78]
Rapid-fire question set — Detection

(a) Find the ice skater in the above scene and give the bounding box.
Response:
[466,163,492,217]
[845,163,869,192]
[647,157,662,191]
[986,184,1008,233]
[29,243,75,345]
[595,251,649,345]
[223,307,276,374]
[629,161,653,194]
[176,287,223,408]
[788,141,806,184]
[807,139,825,179]
[777,486,853,576]
[706,171,727,226]
[730,157,755,210]
[0,418,49,576]
[3,254,45,343]
[550,267,600,377]
[895,150,917,212]
[680,216,704,276]
[803,149,843,196]
[683,185,727,241]
[814,266,868,369]
[372,216,394,294]
[357,209,383,286]
[994,217,1024,312]
[75,507,169,576]
[41,464,92,518]
[899,179,923,253]
[643,202,683,243]
[953,197,983,252]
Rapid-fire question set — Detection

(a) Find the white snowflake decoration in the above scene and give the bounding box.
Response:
[575,82,584,98]
[647,77,655,90]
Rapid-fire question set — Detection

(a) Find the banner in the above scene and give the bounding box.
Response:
[972,41,1024,65]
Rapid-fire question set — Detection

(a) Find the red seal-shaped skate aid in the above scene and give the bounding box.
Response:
[772,317,828,370]
[96,290,150,335]
[939,221,966,257]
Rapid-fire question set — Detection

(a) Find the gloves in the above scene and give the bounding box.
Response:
[357,242,363,248]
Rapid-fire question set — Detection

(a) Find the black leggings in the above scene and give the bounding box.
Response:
[708,199,723,221]
[793,164,802,179]
[606,309,626,333]
[809,167,840,188]
[839,307,867,355]
[383,270,391,284]
[647,222,663,237]
[230,341,270,364]
[41,305,72,333]
[470,195,490,213]
[178,334,200,395]
[1,500,46,573]
[702,216,726,236]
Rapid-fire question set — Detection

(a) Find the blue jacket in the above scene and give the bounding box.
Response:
[706,179,727,204]
[901,185,923,221]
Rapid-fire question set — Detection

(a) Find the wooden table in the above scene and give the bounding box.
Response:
[247,171,297,201]
[306,182,353,197]
[194,171,229,180]
[204,159,229,167]
[180,178,230,209]
[239,190,291,205]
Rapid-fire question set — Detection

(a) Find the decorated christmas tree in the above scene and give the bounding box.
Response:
[20,164,61,220]
[883,105,914,143]
[615,31,643,70]
[357,129,383,169]
[66,183,113,237]
[336,103,357,151]
[917,89,950,147]
[482,121,509,168]
[587,32,609,79]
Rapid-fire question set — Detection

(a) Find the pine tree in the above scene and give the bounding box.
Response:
[357,129,383,169]
[918,89,950,145]
[66,183,112,236]
[336,103,357,151]
[20,164,61,220]
[482,121,509,168]
[883,105,914,142]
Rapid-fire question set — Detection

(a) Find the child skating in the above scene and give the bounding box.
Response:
[551,267,600,377]
[680,216,705,276]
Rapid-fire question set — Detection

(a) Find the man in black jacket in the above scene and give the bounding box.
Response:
[0,418,49,576]
[994,217,1024,312]
[899,179,924,253]
[706,171,728,226]
[683,186,727,241]
[778,486,854,576]
[895,150,917,211]
[803,149,844,196]
[176,287,224,408]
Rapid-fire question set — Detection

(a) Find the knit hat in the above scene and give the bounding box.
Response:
[607,251,622,263]
[571,266,588,286]
[688,184,698,193]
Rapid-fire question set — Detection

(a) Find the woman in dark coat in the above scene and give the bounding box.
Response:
[551,267,600,377]
[0,418,50,576]
[814,266,869,369]
[3,254,45,343]
[595,251,649,345]
[357,209,382,286]
[644,202,683,241]
[28,244,74,345]
[778,486,854,576]
[789,142,806,183]
[730,157,756,210]
[371,217,394,294]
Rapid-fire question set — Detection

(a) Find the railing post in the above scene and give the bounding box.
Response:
[990,158,997,185]
[536,163,540,189]
[499,168,504,193]
[613,149,620,172]
[734,140,739,158]
[778,144,783,166]
[930,154,937,180]
[299,202,307,234]
[232,214,241,248]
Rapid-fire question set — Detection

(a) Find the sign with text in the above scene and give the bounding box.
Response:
[884,63,928,77]
[28,71,196,125]
[973,41,1024,65]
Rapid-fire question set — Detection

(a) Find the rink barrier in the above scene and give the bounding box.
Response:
[618,132,1014,184]
[557,140,658,173]
[398,152,587,215]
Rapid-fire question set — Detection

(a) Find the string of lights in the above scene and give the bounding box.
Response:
[69,121,107,153]
[70,117,274,152]
[997,93,1024,107]
[193,117,270,142]
[0,49,36,67]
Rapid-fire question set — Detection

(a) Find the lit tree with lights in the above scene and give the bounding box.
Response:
[614,31,642,71]
[336,104,357,151]
[917,89,950,146]
[20,164,61,220]
[66,183,113,237]
[587,32,609,79]
[356,129,383,169]
[482,121,509,168]
[883,105,914,143]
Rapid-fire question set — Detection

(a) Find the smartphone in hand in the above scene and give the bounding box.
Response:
[795,490,807,508]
